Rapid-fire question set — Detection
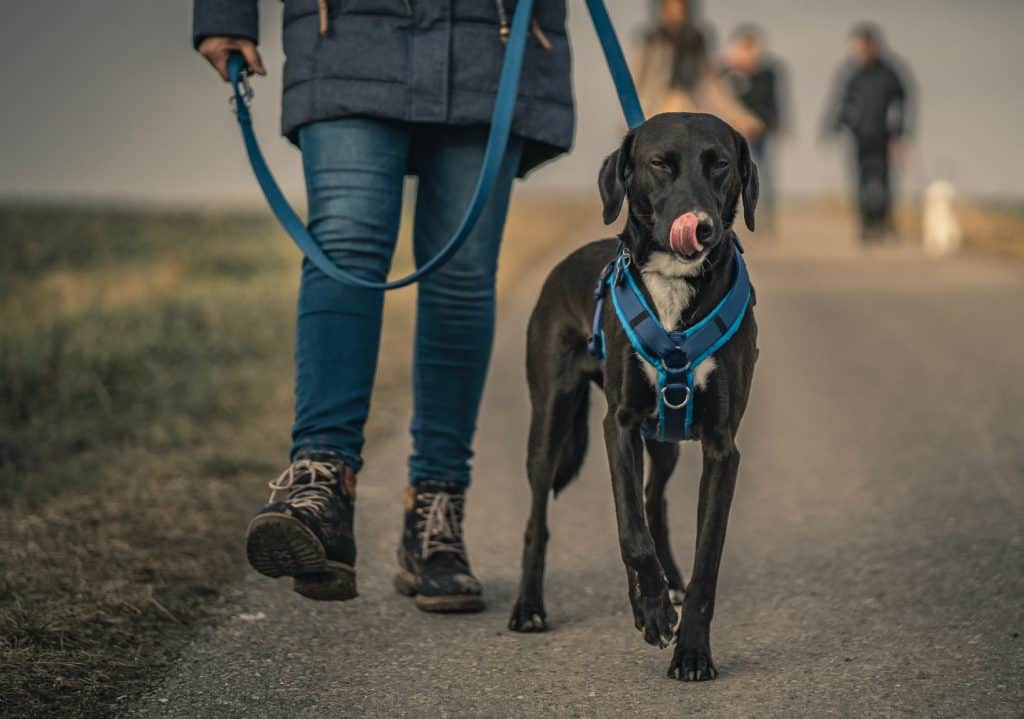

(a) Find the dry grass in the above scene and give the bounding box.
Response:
[958,200,1024,261]
[0,194,597,718]
[1,207,296,716]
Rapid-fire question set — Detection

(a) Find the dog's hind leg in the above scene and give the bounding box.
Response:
[643,439,685,605]
[509,376,590,632]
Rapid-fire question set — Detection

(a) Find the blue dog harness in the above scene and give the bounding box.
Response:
[588,236,753,442]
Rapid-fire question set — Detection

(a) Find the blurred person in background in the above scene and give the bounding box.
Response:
[194,0,573,613]
[824,22,914,242]
[636,0,764,140]
[721,24,788,231]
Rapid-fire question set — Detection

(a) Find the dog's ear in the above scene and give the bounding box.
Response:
[734,129,760,232]
[598,131,634,225]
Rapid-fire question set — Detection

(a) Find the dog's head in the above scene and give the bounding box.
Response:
[599,113,759,267]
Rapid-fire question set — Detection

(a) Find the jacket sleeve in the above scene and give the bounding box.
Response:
[193,0,259,49]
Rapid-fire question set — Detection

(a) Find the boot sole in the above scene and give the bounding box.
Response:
[393,568,485,613]
[246,513,357,601]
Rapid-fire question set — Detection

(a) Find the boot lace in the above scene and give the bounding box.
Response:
[268,459,338,514]
[415,491,467,561]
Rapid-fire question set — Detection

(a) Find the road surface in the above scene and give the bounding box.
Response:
[127,214,1024,718]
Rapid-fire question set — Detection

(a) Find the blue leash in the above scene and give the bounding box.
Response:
[584,0,645,131]
[227,0,644,290]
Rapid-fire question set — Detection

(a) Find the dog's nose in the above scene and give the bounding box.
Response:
[695,217,714,243]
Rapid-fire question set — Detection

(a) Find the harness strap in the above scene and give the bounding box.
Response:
[587,259,616,358]
[226,0,644,290]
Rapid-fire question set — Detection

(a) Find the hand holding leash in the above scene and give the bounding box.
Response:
[199,36,265,81]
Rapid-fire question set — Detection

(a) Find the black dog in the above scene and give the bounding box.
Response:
[509,113,759,681]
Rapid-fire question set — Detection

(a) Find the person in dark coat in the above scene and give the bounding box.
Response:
[193,0,574,612]
[824,22,913,241]
[721,23,788,230]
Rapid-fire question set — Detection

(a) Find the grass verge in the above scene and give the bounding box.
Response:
[0,195,598,717]
[959,200,1024,261]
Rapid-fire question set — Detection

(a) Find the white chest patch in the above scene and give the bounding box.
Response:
[638,252,717,391]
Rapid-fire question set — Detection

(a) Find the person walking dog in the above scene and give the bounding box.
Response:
[824,23,913,242]
[194,0,573,612]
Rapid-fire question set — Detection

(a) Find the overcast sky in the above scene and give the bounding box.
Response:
[1,1,1021,205]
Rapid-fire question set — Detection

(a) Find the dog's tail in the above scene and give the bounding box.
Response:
[550,379,591,497]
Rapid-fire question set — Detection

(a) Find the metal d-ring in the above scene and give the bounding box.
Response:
[661,356,691,373]
[661,384,690,410]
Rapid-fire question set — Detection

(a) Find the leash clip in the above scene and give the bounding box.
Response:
[229,71,254,114]
[613,249,631,286]
[620,248,632,269]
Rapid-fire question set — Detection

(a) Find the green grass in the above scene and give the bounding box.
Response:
[0,207,273,280]
[0,209,294,505]
[0,296,291,502]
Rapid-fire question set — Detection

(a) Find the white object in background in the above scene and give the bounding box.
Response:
[922,180,963,257]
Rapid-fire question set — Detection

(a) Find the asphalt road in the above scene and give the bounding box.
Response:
[127,217,1024,718]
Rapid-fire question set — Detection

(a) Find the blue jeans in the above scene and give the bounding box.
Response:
[291,118,524,487]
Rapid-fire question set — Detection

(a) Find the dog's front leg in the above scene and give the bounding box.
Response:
[602,408,677,648]
[668,431,740,681]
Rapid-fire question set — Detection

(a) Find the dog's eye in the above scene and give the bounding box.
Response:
[650,157,670,172]
[713,159,730,173]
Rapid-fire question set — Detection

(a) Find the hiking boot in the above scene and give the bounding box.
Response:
[394,482,484,612]
[245,452,357,601]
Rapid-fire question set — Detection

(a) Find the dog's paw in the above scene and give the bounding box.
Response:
[667,641,718,681]
[634,590,677,648]
[508,600,548,633]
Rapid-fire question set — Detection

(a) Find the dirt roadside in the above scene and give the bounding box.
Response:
[0,195,601,718]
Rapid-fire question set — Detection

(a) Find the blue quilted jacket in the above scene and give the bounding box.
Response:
[193,0,575,175]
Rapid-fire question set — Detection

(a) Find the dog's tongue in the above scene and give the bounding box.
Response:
[669,213,702,257]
